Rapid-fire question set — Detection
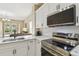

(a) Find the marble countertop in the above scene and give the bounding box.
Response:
[0,35,51,45]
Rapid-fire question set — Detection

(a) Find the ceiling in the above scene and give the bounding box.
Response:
[0,3,33,20]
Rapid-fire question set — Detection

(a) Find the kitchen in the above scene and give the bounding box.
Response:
[0,3,79,56]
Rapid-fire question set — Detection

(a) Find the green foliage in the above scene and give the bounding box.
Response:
[5,28,12,32]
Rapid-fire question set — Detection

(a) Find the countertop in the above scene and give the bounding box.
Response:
[10,33,32,37]
[0,35,52,45]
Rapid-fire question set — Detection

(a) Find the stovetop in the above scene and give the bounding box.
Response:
[43,39,74,51]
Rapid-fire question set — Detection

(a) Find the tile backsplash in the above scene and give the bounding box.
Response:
[42,26,79,37]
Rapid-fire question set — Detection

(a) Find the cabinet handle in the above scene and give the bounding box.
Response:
[13,49,15,55]
[30,40,33,43]
[13,49,16,55]
[77,16,78,23]
[28,46,29,50]
[15,49,16,54]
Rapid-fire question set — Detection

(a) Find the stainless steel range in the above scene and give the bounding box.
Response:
[41,32,79,56]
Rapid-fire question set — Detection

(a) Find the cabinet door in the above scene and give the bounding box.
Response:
[60,3,71,9]
[35,40,41,56]
[36,7,43,28]
[36,4,49,28]
[48,3,58,14]
[0,47,13,56]
[15,46,28,56]
[41,4,49,28]
[14,41,28,56]
[28,39,35,56]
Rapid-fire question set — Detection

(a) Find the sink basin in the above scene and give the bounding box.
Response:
[16,37,25,40]
[2,39,16,42]
[2,37,25,42]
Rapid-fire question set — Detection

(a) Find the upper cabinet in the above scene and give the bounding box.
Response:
[48,3,71,15]
[36,7,43,28]
[36,4,49,28]
[48,3,58,14]
[60,3,72,9]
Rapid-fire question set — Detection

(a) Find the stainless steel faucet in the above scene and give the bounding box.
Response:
[13,30,17,39]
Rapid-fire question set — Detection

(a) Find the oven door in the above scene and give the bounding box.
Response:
[41,45,65,56]
[41,47,53,56]
[41,40,70,56]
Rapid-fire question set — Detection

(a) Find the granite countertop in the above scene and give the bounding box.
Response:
[0,35,51,45]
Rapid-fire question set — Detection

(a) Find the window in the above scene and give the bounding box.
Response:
[29,21,32,33]
[4,21,18,37]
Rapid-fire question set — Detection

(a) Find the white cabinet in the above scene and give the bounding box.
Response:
[0,43,15,56]
[35,40,41,56]
[0,47,13,56]
[0,39,41,56]
[15,46,27,56]
[60,3,72,10]
[36,7,43,28]
[14,41,28,56]
[0,41,28,56]
[48,3,58,14]
[0,39,37,56]
[36,4,49,28]
[27,39,36,56]
[41,4,49,28]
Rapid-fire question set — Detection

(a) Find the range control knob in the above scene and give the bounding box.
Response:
[68,33,72,37]
[74,34,79,38]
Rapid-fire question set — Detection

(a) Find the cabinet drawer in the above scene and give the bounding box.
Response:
[0,47,13,56]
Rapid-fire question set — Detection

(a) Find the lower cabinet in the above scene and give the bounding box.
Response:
[0,39,41,56]
[14,41,28,56]
[0,41,28,56]
[27,39,36,56]
[27,39,41,56]
[35,40,41,56]
[0,47,14,56]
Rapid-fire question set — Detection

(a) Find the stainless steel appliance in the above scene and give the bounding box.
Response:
[47,5,76,27]
[41,32,79,56]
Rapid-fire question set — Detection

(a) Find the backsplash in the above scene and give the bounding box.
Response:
[42,26,79,37]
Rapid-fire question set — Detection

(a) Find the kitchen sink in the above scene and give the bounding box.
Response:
[16,37,25,40]
[2,37,25,42]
